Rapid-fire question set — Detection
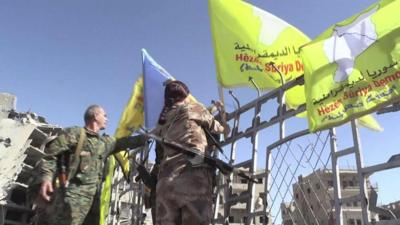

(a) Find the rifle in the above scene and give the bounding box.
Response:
[140,132,258,183]
[133,160,157,189]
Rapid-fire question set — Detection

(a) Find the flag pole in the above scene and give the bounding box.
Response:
[218,84,228,140]
[269,62,286,140]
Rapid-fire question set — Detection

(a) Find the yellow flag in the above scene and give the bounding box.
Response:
[358,115,383,132]
[209,0,310,90]
[100,76,144,225]
[209,0,383,131]
[301,0,399,132]
[208,0,312,112]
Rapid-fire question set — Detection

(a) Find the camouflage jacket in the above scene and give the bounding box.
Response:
[40,126,144,186]
[154,101,224,179]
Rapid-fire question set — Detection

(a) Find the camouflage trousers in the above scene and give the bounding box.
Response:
[36,183,99,225]
[155,167,214,225]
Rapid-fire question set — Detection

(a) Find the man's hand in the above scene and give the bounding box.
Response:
[208,100,224,114]
[223,123,231,137]
[213,100,224,111]
[39,180,54,202]
[211,100,230,137]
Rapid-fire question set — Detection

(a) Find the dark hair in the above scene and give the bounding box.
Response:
[158,80,190,125]
[84,104,102,124]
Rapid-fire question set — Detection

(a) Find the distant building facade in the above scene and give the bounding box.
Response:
[281,169,379,225]
[225,173,266,224]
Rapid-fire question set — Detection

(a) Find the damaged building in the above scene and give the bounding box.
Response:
[0,93,61,225]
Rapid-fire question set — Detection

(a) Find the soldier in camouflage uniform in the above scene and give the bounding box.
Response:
[39,105,145,225]
[153,80,225,225]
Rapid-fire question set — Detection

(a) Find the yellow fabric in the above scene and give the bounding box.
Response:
[301,0,399,132]
[209,0,310,89]
[100,76,145,225]
[208,0,310,111]
[114,76,145,169]
[358,115,383,132]
[209,0,383,131]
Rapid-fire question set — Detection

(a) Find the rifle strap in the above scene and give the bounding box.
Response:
[67,128,87,182]
[203,128,223,153]
[203,127,229,161]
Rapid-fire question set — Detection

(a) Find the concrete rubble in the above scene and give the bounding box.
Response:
[0,93,61,225]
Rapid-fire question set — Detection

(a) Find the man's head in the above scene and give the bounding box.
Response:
[158,80,190,125]
[84,105,108,130]
[164,80,190,107]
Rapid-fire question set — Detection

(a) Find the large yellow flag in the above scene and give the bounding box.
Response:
[209,0,382,131]
[208,0,310,91]
[301,0,399,132]
[100,76,144,225]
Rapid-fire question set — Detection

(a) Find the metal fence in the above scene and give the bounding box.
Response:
[106,75,400,225]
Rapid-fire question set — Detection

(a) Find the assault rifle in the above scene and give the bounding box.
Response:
[133,160,157,189]
[140,132,258,183]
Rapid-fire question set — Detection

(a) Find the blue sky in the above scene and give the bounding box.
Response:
[2,0,399,204]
